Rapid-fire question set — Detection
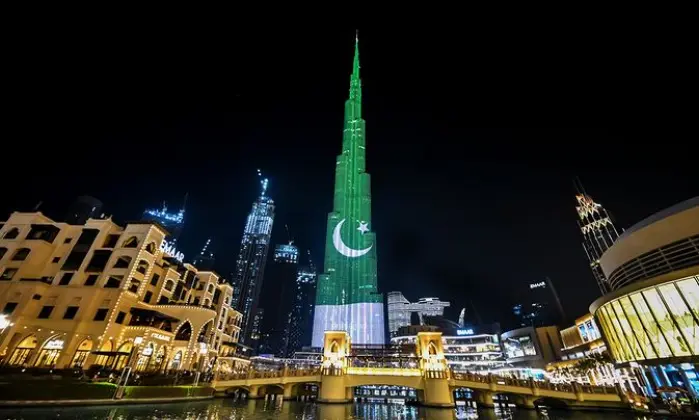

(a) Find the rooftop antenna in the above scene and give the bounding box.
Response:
[257,169,269,197]
[573,176,588,196]
[32,201,43,211]
[285,224,293,245]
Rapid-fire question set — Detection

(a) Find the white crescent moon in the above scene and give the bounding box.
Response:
[333,218,373,258]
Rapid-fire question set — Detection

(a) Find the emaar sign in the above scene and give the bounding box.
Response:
[160,240,184,262]
[456,329,474,336]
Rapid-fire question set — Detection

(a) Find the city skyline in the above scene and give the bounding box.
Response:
[1,30,696,325]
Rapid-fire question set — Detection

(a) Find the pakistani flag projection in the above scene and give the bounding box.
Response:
[311,37,385,347]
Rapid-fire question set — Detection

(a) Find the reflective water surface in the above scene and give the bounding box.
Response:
[0,399,647,419]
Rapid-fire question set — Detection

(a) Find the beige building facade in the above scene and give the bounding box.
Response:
[0,212,247,374]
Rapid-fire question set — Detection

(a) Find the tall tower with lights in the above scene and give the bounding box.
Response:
[142,194,187,245]
[311,34,385,346]
[575,183,621,295]
[234,171,275,343]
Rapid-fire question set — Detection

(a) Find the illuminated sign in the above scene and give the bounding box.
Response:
[142,346,154,356]
[456,329,474,336]
[530,281,546,289]
[44,339,64,349]
[160,240,184,262]
[151,333,170,342]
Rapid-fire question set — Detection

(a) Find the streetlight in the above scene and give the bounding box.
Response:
[114,336,144,399]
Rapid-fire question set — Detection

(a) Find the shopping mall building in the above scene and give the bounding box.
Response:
[0,211,247,374]
[590,196,699,397]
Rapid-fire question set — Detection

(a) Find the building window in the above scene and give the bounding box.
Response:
[122,236,139,248]
[164,279,175,292]
[84,274,99,286]
[11,248,31,261]
[144,291,153,303]
[38,305,54,319]
[0,268,18,281]
[150,273,160,286]
[104,276,122,289]
[93,308,109,321]
[113,255,132,268]
[0,247,7,260]
[128,279,140,293]
[136,260,149,275]
[145,242,156,254]
[3,228,20,239]
[63,306,79,320]
[3,302,18,314]
[115,311,126,324]
[207,284,214,294]
[64,237,72,244]
[102,234,120,248]
[52,256,60,263]
[58,272,74,286]
[158,296,168,304]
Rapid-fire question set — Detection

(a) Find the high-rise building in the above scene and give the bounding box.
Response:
[192,238,215,271]
[142,199,186,245]
[288,255,317,354]
[387,291,451,337]
[260,243,299,357]
[512,278,565,328]
[575,187,621,295]
[65,195,103,225]
[311,35,385,346]
[233,173,275,343]
[249,308,265,349]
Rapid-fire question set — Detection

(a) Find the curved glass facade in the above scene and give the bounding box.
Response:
[595,274,699,363]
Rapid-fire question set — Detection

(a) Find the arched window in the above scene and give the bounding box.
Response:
[207,284,214,294]
[428,342,438,355]
[136,260,149,274]
[175,322,192,341]
[113,255,132,268]
[329,340,339,353]
[164,279,175,291]
[145,242,156,254]
[114,341,133,370]
[3,228,19,239]
[170,351,183,370]
[198,321,213,343]
[203,299,210,307]
[11,248,30,261]
[71,338,93,368]
[8,335,37,366]
[123,236,139,248]
[0,247,8,261]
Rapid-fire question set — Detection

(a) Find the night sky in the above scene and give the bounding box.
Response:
[4,27,696,329]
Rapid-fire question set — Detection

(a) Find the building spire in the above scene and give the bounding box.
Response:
[348,31,362,115]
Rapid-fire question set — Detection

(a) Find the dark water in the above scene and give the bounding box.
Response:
[0,399,649,419]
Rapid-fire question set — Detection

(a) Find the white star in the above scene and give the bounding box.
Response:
[357,221,369,234]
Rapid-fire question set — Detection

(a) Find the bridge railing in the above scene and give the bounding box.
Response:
[214,367,321,381]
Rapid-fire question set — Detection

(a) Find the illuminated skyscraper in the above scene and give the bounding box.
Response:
[260,243,299,357]
[192,238,215,271]
[288,252,317,354]
[234,173,275,343]
[312,35,385,346]
[575,186,621,295]
[143,197,186,245]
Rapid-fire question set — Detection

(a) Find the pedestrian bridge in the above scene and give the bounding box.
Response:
[212,331,627,409]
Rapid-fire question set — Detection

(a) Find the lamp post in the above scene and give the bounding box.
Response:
[0,315,14,364]
[114,336,143,399]
[193,343,207,386]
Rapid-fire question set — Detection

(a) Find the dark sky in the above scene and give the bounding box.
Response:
[4,27,696,328]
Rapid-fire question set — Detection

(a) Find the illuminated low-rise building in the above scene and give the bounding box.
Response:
[387,291,450,337]
[0,211,246,375]
[391,323,507,372]
[548,314,643,393]
[590,196,699,397]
